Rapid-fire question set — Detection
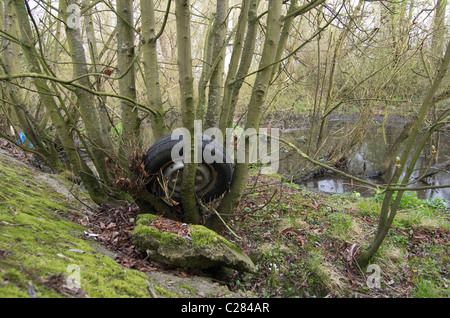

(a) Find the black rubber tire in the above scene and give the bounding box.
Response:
[145,133,233,201]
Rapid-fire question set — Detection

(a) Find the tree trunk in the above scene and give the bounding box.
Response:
[12,0,109,204]
[219,0,251,133]
[262,0,300,119]
[140,0,168,141]
[1,0,60,168]
[175,0,199,224]
[358,40,450,267]
[316,0,362,149]
[117,0,140,153]
[208,0,283,232]
[224,0,260,130]
[204,0,228,130]
[196,13,214,120]
[83,0,113,145]
[64,0,111,182]
[432,0,447,60]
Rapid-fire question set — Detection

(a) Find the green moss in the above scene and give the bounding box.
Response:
[133,224,187,246]
[133,224,161,239]
[136,213,159,225]
[153,285,179,298]
[189,225,241,252]
[180,283,197,295]
[134,218,241,250]
[160,232,186,245]
[0,153,154,298]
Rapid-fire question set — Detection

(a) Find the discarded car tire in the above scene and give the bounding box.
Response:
[145,133,233,201]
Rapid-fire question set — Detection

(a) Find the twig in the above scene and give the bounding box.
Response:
[247,189,278,217]
[198,200,241,240]
[146,280,159,298]
[27,282,38,298]
[1,221,32,226]
[67,185,97,212]
[242,181,284,195]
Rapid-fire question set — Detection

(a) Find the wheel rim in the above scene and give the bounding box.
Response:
[162,161,214,196]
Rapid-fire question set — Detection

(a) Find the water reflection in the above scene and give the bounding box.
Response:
[279,120,449,207]
[315,179,345,193]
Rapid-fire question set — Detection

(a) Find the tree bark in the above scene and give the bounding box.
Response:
[83,0,113,145]
[64,0,111,182]
[219,0,251,133]
[204,0,228,130]
[117,0,140,153]
[316,0,362,149]
[432,0,447,60]
[140,0,168,141]
[196,13,214,120]
[224,0,260,130]
[1,0,59,168]
[208,0,284,232]
[12,0,109,204]
[175,0,199,224]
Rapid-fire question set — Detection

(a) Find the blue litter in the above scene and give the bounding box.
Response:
[17,132,34,148]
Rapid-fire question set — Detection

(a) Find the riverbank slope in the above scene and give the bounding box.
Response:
[0,143,448,298]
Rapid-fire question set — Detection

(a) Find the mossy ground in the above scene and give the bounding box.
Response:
[0,147,249,298]
[0,150,169,298]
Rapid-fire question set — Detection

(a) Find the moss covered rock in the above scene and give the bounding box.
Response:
[133,214,256,273]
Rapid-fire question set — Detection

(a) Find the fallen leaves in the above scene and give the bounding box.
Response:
[0,138,34,165]
[149,216,192,238]
[280,227,306,246]
[73,204,160,272]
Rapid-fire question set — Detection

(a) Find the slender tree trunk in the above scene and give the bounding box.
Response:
[204,0,228,129]
[140,0,168,140]
[1,0,59,168]
[12,0,109,204]
[316,0,362,149]
[432,0,447,60]
[219,0,251,133]
[84,0,113,144]
[196,13,214,120]
[225,0,260,129]
[306,17,326,156]
[358,40,450,267]
[117,0,140,153]
[430,0,447,153]
[208,0,283,232]
[64,0,111,182]
[175,0,199,224]
[270,0,298,81]
[262,0,299,119]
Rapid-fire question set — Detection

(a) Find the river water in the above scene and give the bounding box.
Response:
[278,118,450,207]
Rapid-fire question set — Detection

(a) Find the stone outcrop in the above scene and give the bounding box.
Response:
[132,214,256,273]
